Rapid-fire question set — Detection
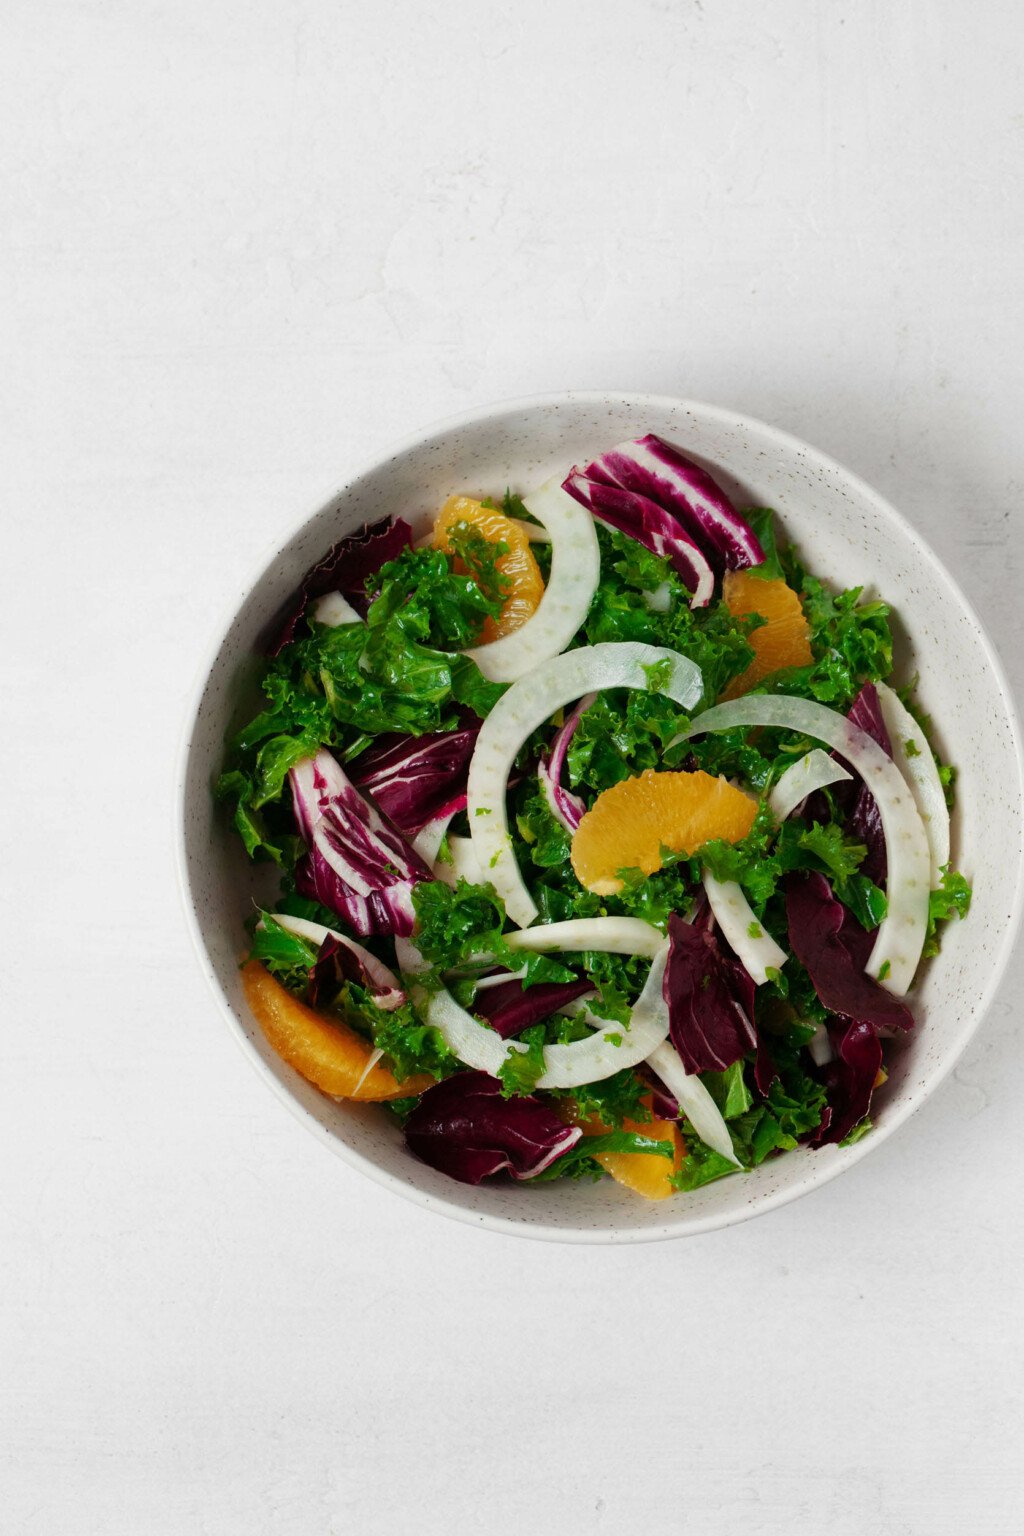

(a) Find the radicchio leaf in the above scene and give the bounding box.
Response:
[472,977,594,1040]
[644,1078,681,1121]
[812,1020,883,1147]
[845,683,893,885]
[537,693,594,833]
[404,1070,582,1184]
[349,725,480,837]
[784,872,913,1033]
[807,684,893,881]
[562,473,715,605]
[566,432,764,578]
[290,751,431,937]
[306,933,406,1012]
[754,1032,779,1096]
[662,912,757,1075]
[265,516,413,656]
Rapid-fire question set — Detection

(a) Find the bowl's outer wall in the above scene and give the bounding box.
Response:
[179,393,1024,1241]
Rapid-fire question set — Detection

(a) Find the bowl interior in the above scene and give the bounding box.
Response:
[179,393,1024,1241]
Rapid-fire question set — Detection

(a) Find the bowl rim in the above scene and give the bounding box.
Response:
[175,389,1024,1244]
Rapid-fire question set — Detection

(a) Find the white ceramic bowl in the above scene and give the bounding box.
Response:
[177,392,1024,1243]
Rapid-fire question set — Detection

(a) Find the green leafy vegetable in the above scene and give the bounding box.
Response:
[443,521,512,607]
[554,1069,650,1129]
[743,509,785,581]
[923,865,973,956]
[582,525,757,702]
[702,1060,753,1120]
[249,913,318,991]
[497,1024,547,1097]
[531,1129,673,1182]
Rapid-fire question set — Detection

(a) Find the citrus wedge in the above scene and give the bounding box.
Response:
[570,768,758,895]
[241,961,430,1100]
[582,1096,686,1201]
[721,570,813,697]
[434,495,544,642]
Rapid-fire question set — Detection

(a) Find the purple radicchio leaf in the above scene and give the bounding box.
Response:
[289,750,431,937]
[662,912,758,1075]
[812,1019,883,1147]
[348,725,480,837]
[404,1071,582,1185]
[642,1074,685,1121]
[537,693,594,833]
[754,1030,779,1096]
[844,683,893,885]
[264,516,413,656]
[306,933,406,1013]
[562,471,715,606]
[567,432,764,578]
[805,684,892,882]
[472,977,594,1040]
[784,872,914,1033]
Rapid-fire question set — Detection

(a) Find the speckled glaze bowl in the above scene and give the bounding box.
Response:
[176,392,1024,1242]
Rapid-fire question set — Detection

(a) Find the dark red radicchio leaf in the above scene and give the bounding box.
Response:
[812,1020,883,1147]
[662,912,758,1075]
[306,933,406,1012]
[536,693,593,833]
[844,684,893,885]
[348,725,480,837]
[472,977,594,1040]
[290,750,431,937]
[784,873,913,1033]
[644,1079,682,1121]
[565,432,764,577]
[264,516,413,656]
[561,472,716,605]
[404,1071,582,1185]
[805,684,893,883]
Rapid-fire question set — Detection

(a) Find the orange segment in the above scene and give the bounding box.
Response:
[241,961,431,1101]
[570,768,758,895]
[721,570,813,698]
[583,1096,686,1201]
[434,495,544,642]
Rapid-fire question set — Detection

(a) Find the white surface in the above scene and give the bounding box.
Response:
[3,1,1023,1532]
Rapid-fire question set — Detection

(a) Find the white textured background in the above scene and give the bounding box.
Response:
[3,3,1023,1532]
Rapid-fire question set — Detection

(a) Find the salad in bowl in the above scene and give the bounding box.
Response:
[215,431,971,1201]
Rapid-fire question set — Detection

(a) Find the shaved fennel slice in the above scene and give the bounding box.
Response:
[679,696,930,994]
[447,834,487,887]
[875,682,950,883]
[506,517,551,543]
[411,812,456,869]
[468,642,703,928]
[646,1041,739,1165]
[465,477,600,683]
[702,872,787,986]
[268,913,405,1009]
[352,1048,386,1094]
[394,938,671,1089]
[471,966,528,991]
[807,1023,833,1066]
[643,582,673,613]
[504,916,665,959]
[768,748,852,822]
[310,591,363,626]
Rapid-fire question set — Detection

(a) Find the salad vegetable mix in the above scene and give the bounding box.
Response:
[218,433,971,1198]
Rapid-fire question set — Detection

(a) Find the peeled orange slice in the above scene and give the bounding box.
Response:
[434,495,544,642]
[570,768,758,895]
[242,961,430,1101]
[721,570,813,697]
[583,1096,686,1201]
